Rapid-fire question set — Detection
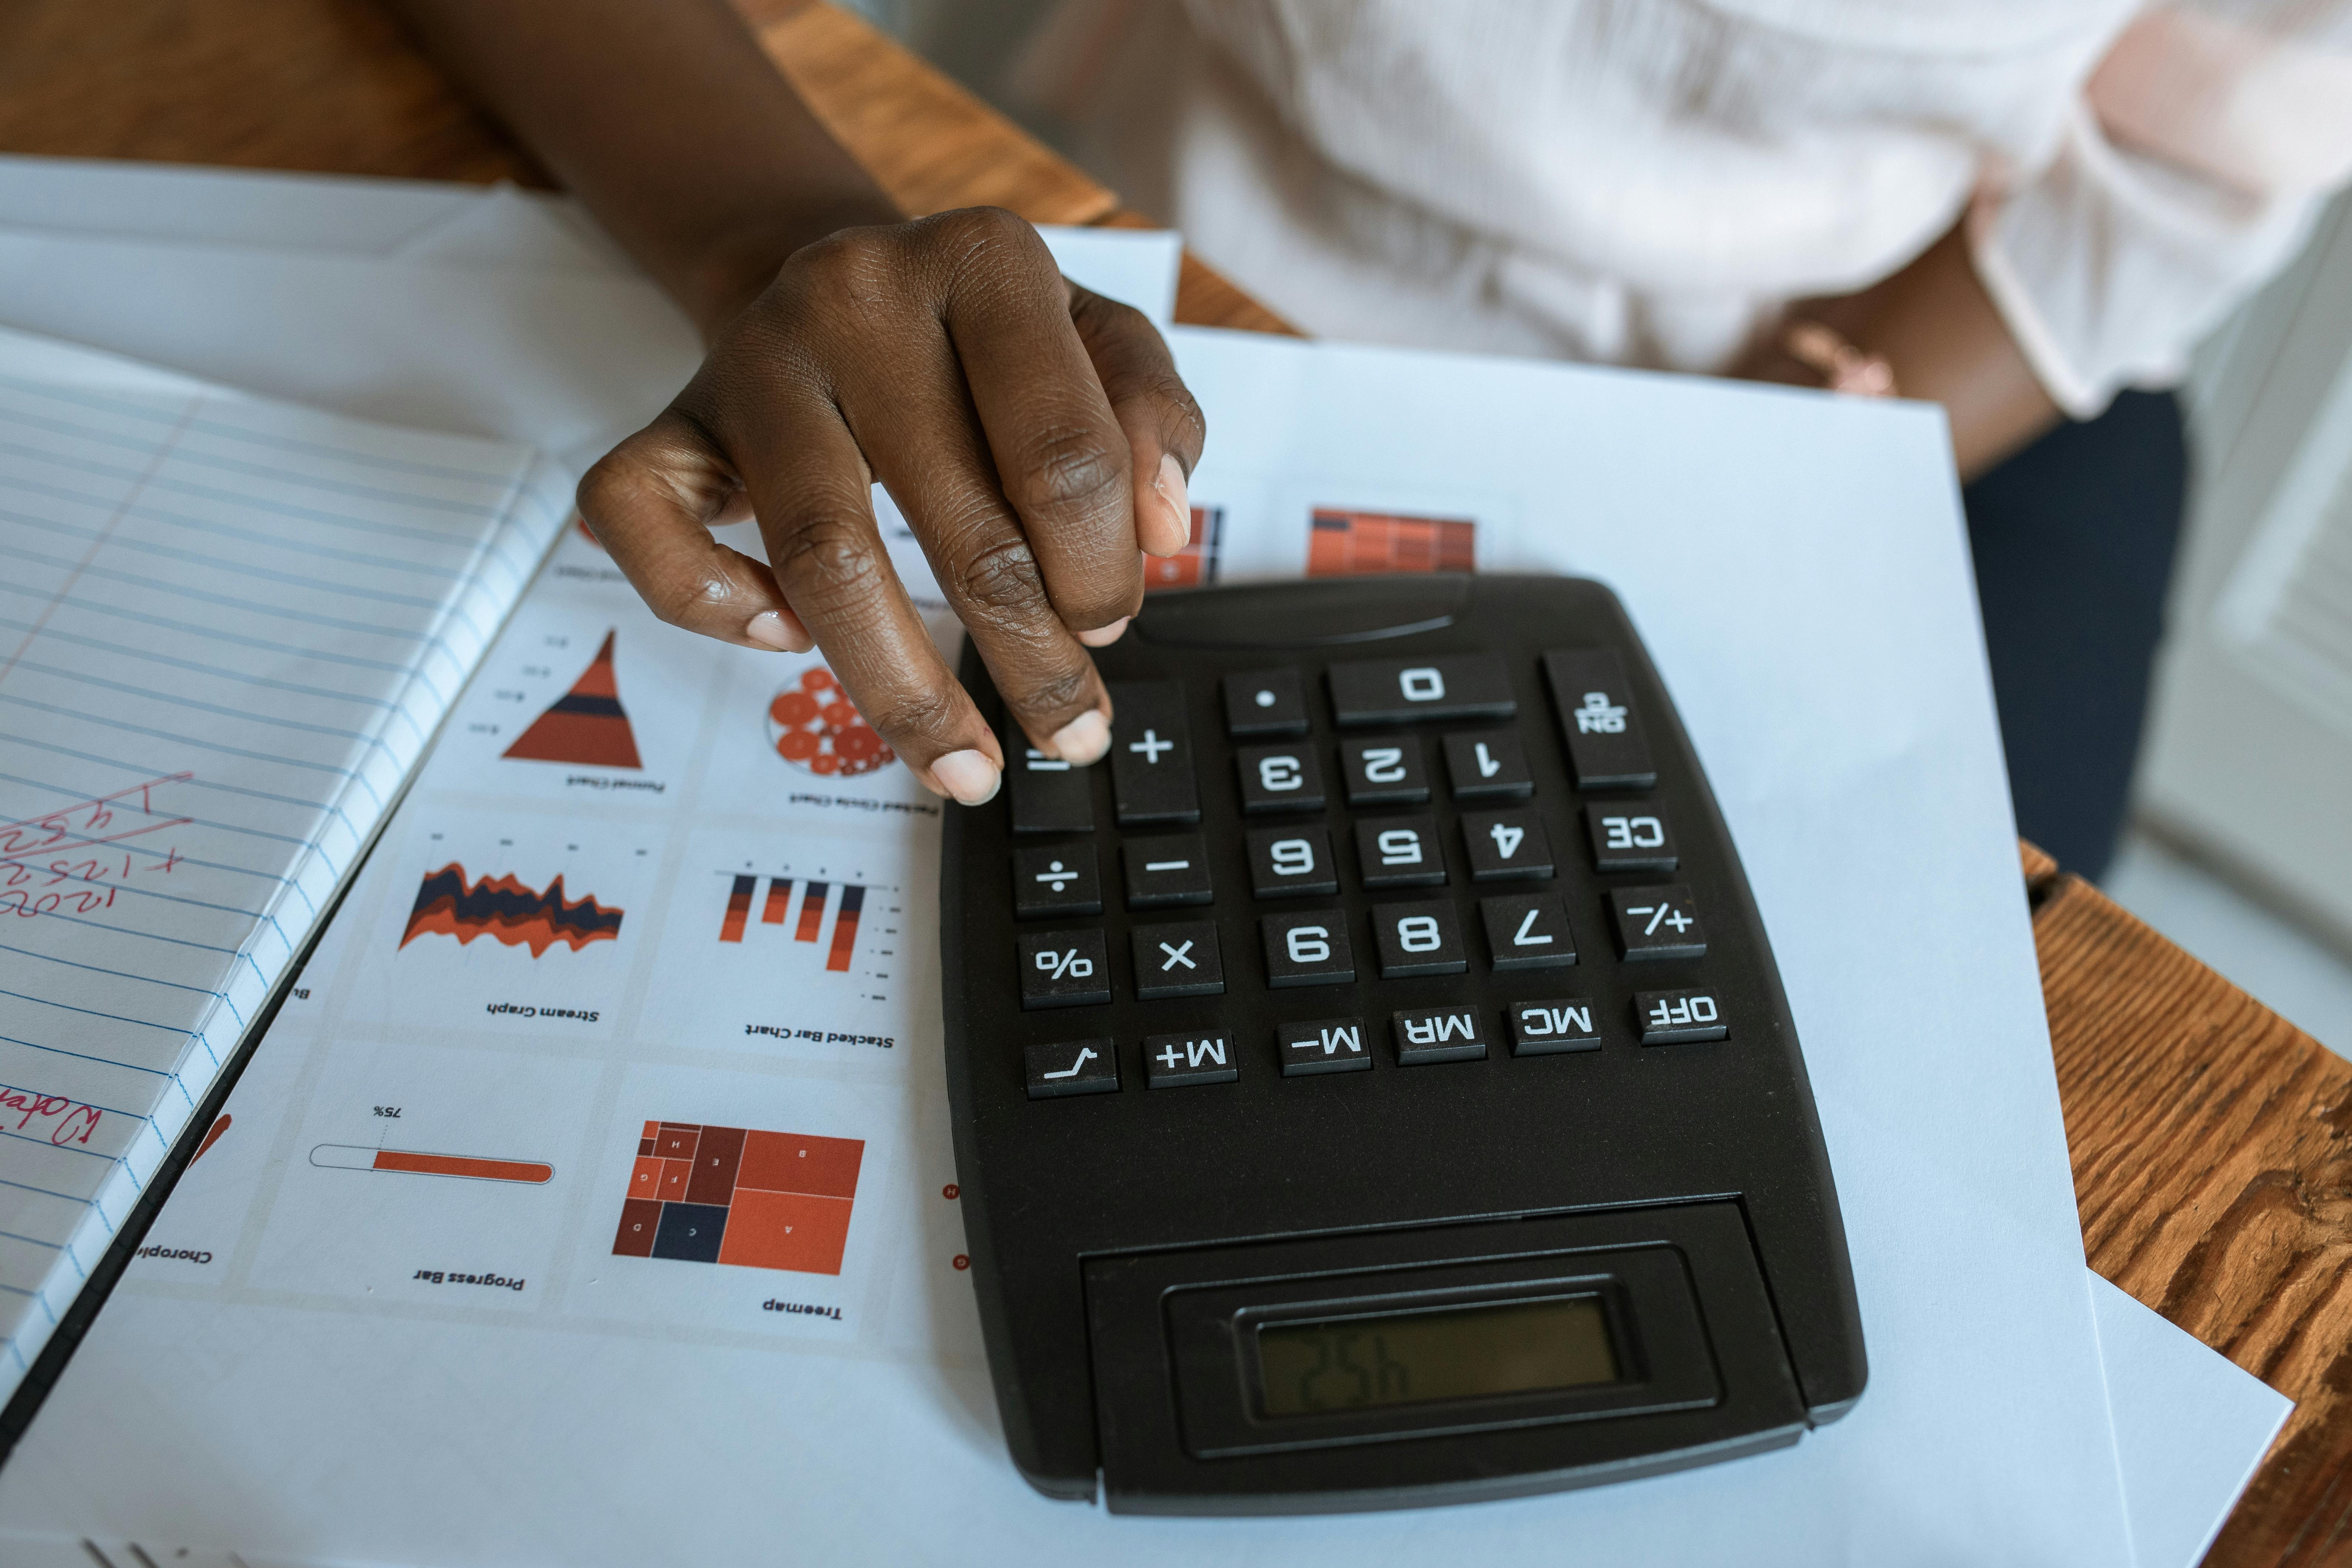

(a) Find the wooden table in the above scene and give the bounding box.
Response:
[4,3,2348,1561]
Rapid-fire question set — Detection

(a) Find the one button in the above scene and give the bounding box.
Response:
[1013,845,1102,919]
[1223,668,1309,738]
[1276,1017,1372,1076]
[1144,1030,1239,1088]
[1461,808,1555,882]
[1107,680,1200,825]
[1609,884,1707,961]
[1236,744,1326,813]
[1132,920,1225,1000]
[1025,1038,1118,1098]
[1392,1005,1487,1065]
[1339,736,1430,805]
[1636,988,1728,1044]
[1370,899,1467,978]
[1122,833,1213,909]
[1355,816,1444,889]
[1510,998,1603,1056]
[1544,649,1656,790]
[1441,731,1534,800]
[1479,893,1577,970]
[1017,928,1112,1009]
[1248,826,1338,899]
[1586,805,1679,872]
[1328,654,1516,726]
[1260,911,1356,987]
[1006,740,1093,835]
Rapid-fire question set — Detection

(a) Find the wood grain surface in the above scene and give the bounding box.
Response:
[3,3,2346,1562]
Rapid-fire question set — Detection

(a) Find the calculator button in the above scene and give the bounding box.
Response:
[1460,809,1555,881]
[1025,1039,1118,1098]
[1006,742,1093,835]
[1248,827,1339,898]
[1107,681,1200,825]
[1479,893,1577,970]
[1370,900,1468,978]
[1328,655,1517,726]
[1543,649,1657,790]
[1276,1017,1372,1075]
[1143,1030,1239,1088]
[1133,920,1225,1000]
[1635,987,1728,1044]
[1123,834,1213,908]
[1339,736,1430,805]
[1586,805,1679,872]
[1017,929,1112,1009]
[1441,731,1534,800]
[1509,998,1603,1055]
[1013,845,1102,918]
[1609,885,1707,961]
[1392,1005,1487,1065]
[1223,668,1309,738]
[1355,816,1445,888]
[1236,744,1326,813]
[1260,911,1357,987]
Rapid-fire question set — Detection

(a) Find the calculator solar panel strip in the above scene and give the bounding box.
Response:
[940,574,1865,1515]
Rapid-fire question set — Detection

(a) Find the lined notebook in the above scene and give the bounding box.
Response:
[0,326,566,1397]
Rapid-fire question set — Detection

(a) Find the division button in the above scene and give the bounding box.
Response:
[1479,893,1577,970]
[1277,1017,1372,1076]
[1441,731,1534,800]
[1635,988,1728,1044]
[1144,1030,1239,1088]
[1328,654,1517,726]
[1223,668,1309,738]
[1609,884,1708,961]
[1249,826,1339,899]
[1355,816,1445,889]
[1586,805,1679,873]
[1107,680,1200,825]
[1133,920,1225,1000]
[1006,736,1094,835]
[1340,736,1430,805]
[1544,649,1657,790]
[1123,833,1213,909]
[1025,1038,1119,1098]
[1510,998,1603,1055]
[1260,911,1357,987]
[1461,808,1555,881]
[1017,927,1113,1009]
[1013,844,1102,918]
[1371,899,1468,978]
[1392,1005,1487,1065]
[1236,743,1326,813]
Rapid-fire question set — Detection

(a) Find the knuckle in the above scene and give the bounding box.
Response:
[774,513,886,606]
[1004,424,1127,518]
[866,682,962,747]
[1006,662,1095,719]
[953,532,1049,620]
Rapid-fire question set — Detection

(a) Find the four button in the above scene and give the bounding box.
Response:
[1461,809,1554,882]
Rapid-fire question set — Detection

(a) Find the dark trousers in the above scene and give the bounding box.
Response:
[1962,389,2188,883]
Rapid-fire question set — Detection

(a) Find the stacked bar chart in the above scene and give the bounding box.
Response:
[611,1121,865,1274]
[716,873,866,973]
[1307,508,1476,575]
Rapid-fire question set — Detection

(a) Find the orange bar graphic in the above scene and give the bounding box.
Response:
[719,874,755,943]
[825,884,864,972]
[761,877,793,923]
[795,881,829,942]
[310,1144,552,1183]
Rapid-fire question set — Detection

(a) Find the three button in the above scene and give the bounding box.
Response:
[1237,744,1325,813]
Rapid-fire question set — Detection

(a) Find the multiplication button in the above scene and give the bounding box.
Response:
[1123,834,1212,908]
[1277,1017,1371,1076]
[1025,1039,1117,1098]
[1608,885,1707,961]
[1132,920,1224,1000]
[1144,1031,1239,1088]
[1016,929,1111,1009]
[1636,988,1727,1044]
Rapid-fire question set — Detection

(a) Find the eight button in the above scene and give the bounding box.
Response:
[1370,899,1468,978]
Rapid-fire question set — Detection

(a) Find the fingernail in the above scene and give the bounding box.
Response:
[1145,452,1191,557]
[745,610,805,651]
[930,749,1001,806]
[1077,616,1130,648]
[1048,709,1111,765]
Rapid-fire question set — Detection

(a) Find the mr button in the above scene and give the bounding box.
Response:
[1393,1005,1487,1065]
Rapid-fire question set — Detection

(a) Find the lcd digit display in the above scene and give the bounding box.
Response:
[1255,1295,1620,1417]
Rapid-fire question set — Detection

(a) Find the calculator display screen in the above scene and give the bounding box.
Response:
[1255,1296,1620,1417]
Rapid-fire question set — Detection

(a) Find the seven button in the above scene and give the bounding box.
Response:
[1479,893,1576,970]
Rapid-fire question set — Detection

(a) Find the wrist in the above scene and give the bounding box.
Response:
[680,193,903,340]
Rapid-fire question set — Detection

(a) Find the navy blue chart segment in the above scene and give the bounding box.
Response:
[651,1201,729,1263]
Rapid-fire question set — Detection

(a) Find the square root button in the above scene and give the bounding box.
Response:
[1636,988,1728,1044]
[1025,1039,1118,1098]
[1277,1017,1372,1075]
[1144,1031,1239,1088]
[1393,1005,1487,1065]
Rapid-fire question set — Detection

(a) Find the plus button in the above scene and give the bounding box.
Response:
[1155,1041,1185,1070]
[1128,728,1174,763]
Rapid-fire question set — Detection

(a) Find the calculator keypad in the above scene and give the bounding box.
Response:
[1133,921,1225,1000]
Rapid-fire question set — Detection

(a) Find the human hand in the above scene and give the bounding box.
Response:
[577,207,1205,804]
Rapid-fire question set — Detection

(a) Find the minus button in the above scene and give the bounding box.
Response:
[1123,833,1214,909]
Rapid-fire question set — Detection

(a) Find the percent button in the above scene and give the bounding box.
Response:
[1016,928,1113,1010]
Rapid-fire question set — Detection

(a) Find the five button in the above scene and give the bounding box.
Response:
[1355,816,1444,889]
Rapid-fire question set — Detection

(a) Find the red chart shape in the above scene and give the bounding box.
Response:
[1307,508,1476,576]
[504,630,643,769]
[611,1121,865,1275]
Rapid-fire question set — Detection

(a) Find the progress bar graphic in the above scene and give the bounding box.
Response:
[310,1144,554,1184]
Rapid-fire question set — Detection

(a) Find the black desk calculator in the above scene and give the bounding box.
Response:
[941,575,1864,1514]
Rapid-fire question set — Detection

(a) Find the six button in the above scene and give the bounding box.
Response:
[1249,826,1338,898]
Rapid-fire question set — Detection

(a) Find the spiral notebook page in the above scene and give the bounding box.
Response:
[0,326,566,1397]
